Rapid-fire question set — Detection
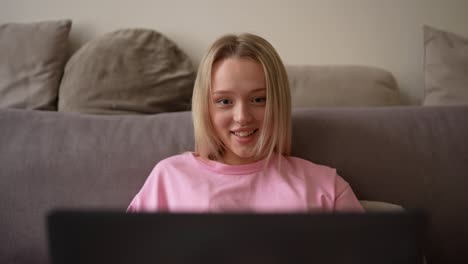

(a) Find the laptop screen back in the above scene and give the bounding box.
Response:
[47,211,427,264]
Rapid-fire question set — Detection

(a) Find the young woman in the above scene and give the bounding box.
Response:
[128,33,364,213]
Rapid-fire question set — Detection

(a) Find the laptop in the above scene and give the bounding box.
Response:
[47,210,427,264]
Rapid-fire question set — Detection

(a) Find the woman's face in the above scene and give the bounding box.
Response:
[209,57,267,165]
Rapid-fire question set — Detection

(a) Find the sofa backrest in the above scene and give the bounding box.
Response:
[1,105,467,264]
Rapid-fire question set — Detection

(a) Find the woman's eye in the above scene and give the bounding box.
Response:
[252,97,266,104]
[216,99,232,105]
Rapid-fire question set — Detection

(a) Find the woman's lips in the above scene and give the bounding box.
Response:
[231,129,258,144]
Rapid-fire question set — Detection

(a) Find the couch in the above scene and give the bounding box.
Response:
[1,105,468,264]
[1,20,468,264]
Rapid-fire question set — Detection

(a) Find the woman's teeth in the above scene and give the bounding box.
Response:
[232,130,256,137]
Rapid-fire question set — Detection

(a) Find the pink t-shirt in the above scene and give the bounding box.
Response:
[128,152,364,213]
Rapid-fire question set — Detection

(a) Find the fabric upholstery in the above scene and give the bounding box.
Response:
[286,65,401,107]
[0,20,71,110]
[423,26,468,105]
[359,200,404,212]
[1,105,467,264]
[58,29,195,114]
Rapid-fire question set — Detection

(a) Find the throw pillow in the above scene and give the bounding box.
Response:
[423,26,468,105]
[286,65,401,107]
[58,29,195,114]
[0,20,72,110]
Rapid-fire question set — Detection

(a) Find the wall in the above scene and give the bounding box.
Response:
[2,0,468,104]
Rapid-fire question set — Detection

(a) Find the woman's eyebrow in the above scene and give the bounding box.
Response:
[212,88,266,93]
[251,88,266,92]
[212,90,233,95]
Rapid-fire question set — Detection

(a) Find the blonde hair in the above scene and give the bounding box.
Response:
[192,33,291,163]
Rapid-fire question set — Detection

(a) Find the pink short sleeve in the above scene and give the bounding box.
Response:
[334,176,365,212]
[127,164,167,212]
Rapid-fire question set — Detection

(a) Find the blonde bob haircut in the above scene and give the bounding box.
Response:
[191,33,291,163]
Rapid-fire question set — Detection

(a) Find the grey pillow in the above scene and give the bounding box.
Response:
[58,29,195,114]
[286,65,401,107]
[423,26,468,105]
[0,20,72,110]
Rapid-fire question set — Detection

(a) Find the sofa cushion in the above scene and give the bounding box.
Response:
[359,200,404,212]
[423,26,468,105]
[58,29,195,114]
[0,20,71,110]
[286,65,401,107]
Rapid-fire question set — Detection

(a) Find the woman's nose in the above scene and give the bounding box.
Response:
[233,103,253,125]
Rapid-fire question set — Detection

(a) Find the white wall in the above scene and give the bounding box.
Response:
[2,0,468,104]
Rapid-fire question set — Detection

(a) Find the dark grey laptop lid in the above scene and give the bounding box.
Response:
[47,211,427,264]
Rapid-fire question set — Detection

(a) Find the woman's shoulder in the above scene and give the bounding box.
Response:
[283,155,337,175]
[283,156,349,202]
[152,152,197,170]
